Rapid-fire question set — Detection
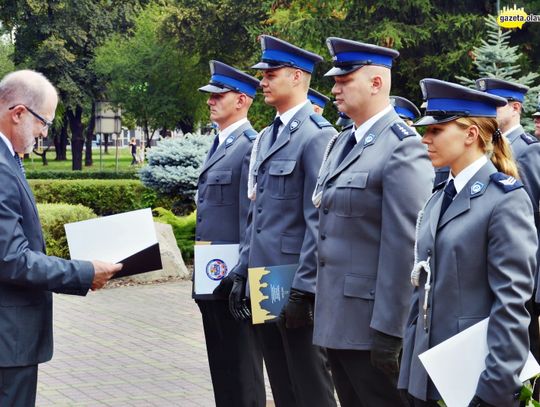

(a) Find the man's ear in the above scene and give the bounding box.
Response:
[371,75,383,94]
[8,105,25,124]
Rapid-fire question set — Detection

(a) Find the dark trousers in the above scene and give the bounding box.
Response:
[526,299,540,398]
[0,365,38,407]
[255,321,336,407]
[326,348,406,407]
[198,300,265,407]
[407,396,440,407]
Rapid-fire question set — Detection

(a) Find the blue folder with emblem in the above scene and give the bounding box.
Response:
[248,264,297,324]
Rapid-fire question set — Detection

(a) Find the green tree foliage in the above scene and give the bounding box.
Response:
[94,2,207,141]
[0,38,14,78]
[139,134,211,213]
[456,15,539,131]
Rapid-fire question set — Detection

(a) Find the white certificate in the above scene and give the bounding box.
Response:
[419,317,540,407]
[194,244,239,295]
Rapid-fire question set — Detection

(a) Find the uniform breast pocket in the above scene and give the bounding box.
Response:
[205,170,233,206]
[268,160,299,200]
[334,172,369,217]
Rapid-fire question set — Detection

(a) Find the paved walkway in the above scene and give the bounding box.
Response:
[36,281,274,406]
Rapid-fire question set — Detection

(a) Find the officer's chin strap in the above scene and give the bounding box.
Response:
[312,133,340,208]
[247,129,264,201]
[410,207,433,331]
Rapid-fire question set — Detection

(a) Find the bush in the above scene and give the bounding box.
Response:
[26,171,139,180]
[29,179,164,216]
[37,203,97,259]
[153,207,196,262]
[139,134,211,211]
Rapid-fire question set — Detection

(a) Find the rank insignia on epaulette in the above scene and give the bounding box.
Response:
[290,120,300,131]
[521,133,538,144]
[490,172,524,192]
[391,122,414,140]
[470,181,484,195]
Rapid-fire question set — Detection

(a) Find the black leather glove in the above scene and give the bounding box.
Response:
[212,273,234,298]
[370,329,402,384]
[468,395,495,407]
[228,273,251,321]
[279,288,315,329]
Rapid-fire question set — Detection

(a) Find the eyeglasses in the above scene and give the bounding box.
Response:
[8,104,53,129]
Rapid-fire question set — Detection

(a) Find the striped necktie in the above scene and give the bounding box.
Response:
[13,153,25,176]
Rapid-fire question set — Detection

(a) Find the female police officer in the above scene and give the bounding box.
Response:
[398,79,537,407]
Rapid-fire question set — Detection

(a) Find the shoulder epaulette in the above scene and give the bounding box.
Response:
[521,133,538,145]
[310,113,334,129]
[243,128,258,141]
[490,172,524,193]
[391,122,415,140]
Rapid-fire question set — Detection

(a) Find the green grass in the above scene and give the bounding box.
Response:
[25,147,141,173]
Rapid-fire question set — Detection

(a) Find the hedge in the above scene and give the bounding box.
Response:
[29,179,170,216]
[26,171,139,180]
[153,207,196,262]
[37,203,97,259]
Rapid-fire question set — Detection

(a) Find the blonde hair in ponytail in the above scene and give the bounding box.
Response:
[454,117,519,178]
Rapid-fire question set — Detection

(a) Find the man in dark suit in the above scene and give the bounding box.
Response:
[194,60,265,407]
[0,69,121,405]
[229,35,337,407]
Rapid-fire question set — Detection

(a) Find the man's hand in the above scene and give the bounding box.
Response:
[229,274,251,320]
[91,261,122,290]
[370,329,402,385]
[279,288,315,329]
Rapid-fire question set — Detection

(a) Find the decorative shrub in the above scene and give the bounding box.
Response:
[26,171,139,180]
[37,203,97,259]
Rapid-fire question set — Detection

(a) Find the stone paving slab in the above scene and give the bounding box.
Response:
[36,281,274,406]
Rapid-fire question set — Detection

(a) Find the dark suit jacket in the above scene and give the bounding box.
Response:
[0,139,94,367]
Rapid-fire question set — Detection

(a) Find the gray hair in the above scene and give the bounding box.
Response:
[0,69,57,111]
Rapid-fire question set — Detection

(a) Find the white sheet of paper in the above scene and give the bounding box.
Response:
[419,317,540,407]
[194,244,239,295]
[64,208,157,262]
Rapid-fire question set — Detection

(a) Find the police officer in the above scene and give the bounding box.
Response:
[390,95,421,126]
[228,35,337,407]
[399,79,536,407]
[195,60,265,407]
[312,37,433,407]
[308,88,331,115]
[476,78,540,376]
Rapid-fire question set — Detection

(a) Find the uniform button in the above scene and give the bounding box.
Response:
[319,260,325,267]
[216,178,220,182]
[256,228,261,233]
[370,289,375,296]
[427,249,432,255]
[199,199,203,203]
[323,208,329,214]
[280,169,283,173]
[259,187,264,193]
[321,234,326,240]
[258,207,262,213]
[196,237,201,241]
[197,217,202,222]
[200,179,205,184]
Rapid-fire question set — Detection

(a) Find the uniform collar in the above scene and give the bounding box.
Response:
[0,131,15,156]
[276,100,310,130]
[502,124,522,139]
[218,117,249,145]
[450,155,488,195]
[353,105,392,143]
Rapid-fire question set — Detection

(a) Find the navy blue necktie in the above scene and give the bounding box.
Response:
[208,134,219,158]
[439,179,456,222]
[337,130,357,165]
[13,153,25,176]
[270,117,282,146]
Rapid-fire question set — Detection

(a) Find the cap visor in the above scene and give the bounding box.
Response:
[532,112,540,117]
[413,115,459,127]
[324,65,363,77]
[251,62,286,70]
[198,84,231,94]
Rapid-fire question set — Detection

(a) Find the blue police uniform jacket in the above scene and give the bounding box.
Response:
[398,161,536,406]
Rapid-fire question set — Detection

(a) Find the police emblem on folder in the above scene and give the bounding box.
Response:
[194,243,239,296]
[248,264,297,324]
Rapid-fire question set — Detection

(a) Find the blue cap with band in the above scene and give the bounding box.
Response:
[251,35,323,74]
[390,96,421,121]
[475,77,529,103]
[308,88,330,108]
[414,78,507,126]
[199,60,260,98]
[325,37,399,77]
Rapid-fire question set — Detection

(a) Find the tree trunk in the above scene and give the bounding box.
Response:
[54,115,69,161]
[67,106,84,171]
[85,101,96,167]
[104,133,109,154]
